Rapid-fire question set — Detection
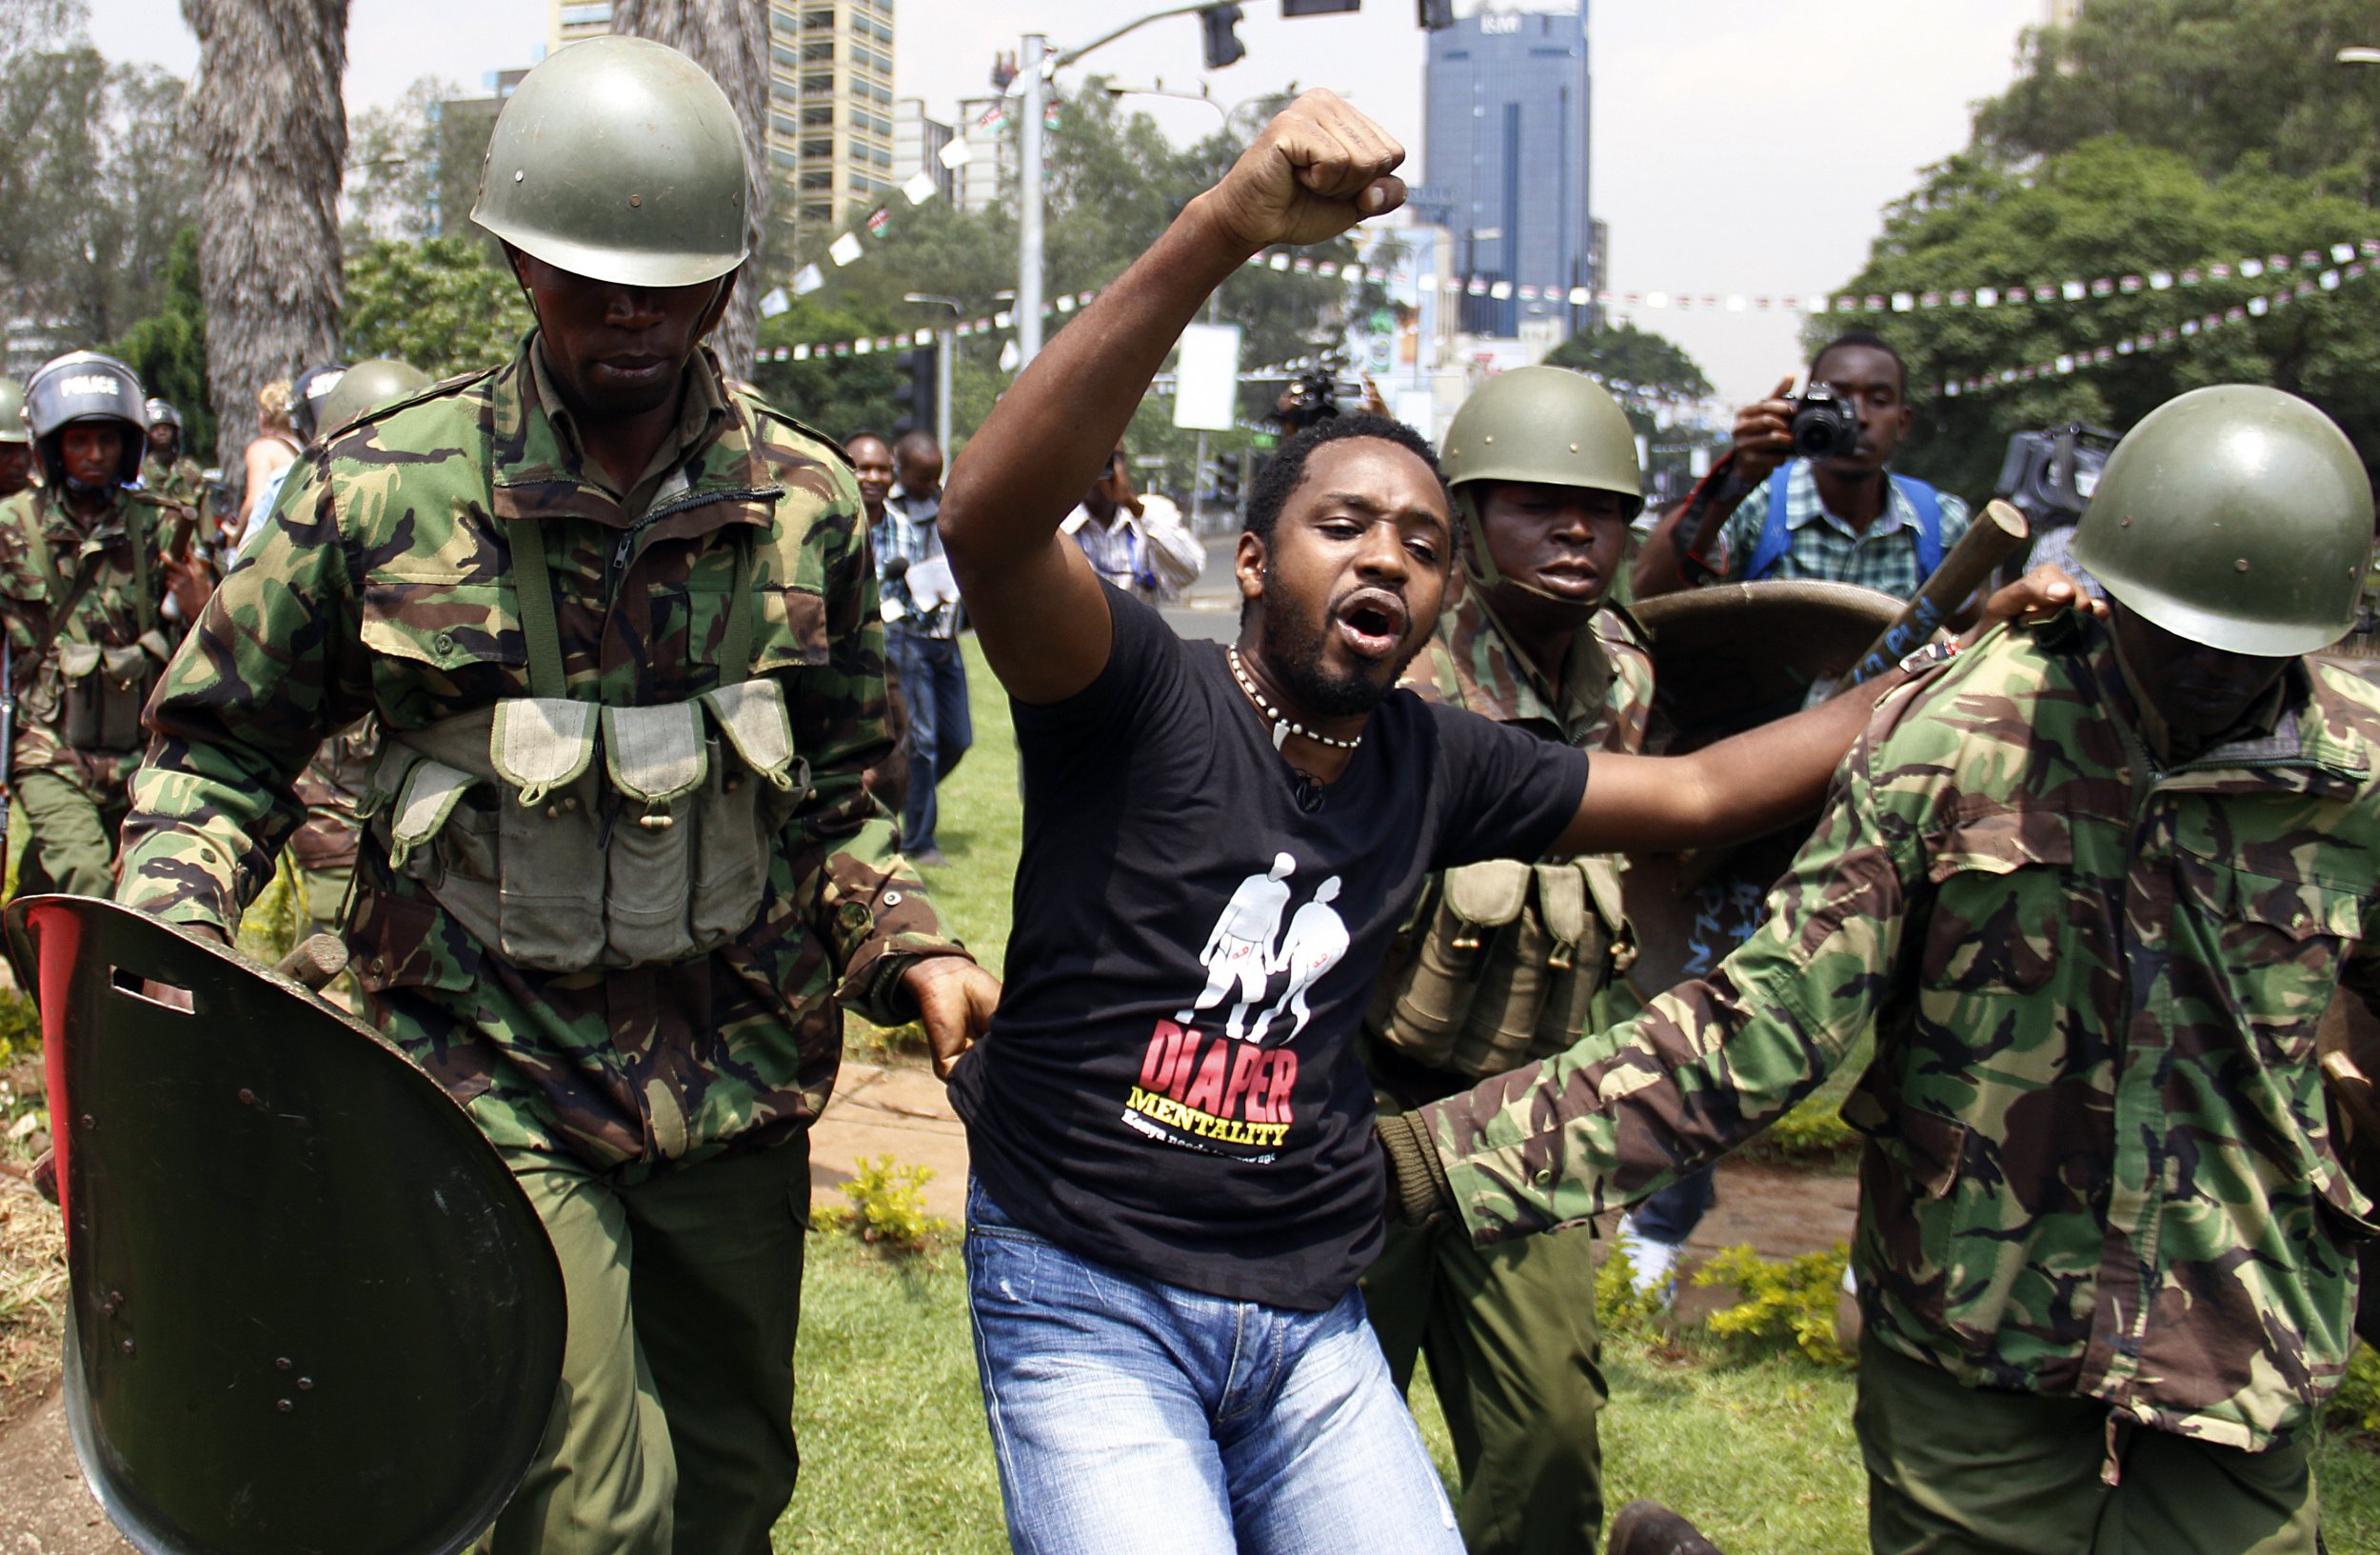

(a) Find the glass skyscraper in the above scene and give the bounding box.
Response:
[1420,2,1597,339]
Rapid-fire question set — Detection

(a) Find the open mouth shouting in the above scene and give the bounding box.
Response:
[1333,586,1410,662]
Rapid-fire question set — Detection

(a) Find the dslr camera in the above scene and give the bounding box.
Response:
[1788,385,1864,461]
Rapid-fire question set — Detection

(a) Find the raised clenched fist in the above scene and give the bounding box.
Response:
[1199,90,1407,252]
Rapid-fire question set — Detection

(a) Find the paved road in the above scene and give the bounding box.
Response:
[1160,571,1242,644]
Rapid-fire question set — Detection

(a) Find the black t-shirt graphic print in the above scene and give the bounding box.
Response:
[948,586,1588,1309]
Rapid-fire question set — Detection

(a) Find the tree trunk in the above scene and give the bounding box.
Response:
[610,0,768,379]
[180,0,347,506]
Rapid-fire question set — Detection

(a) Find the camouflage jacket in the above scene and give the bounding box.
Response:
[0,483,192,795]
[142,453,206,508]
[1421,611,2380,1451]
[1364,589,1653,1097]
[1402,586,1654,754]
[118,339,963,1177]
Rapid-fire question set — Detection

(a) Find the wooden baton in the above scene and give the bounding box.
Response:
[1847,499,2030,685]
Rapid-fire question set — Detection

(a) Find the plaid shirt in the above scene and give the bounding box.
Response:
[1711,459,1973,603]
[872,486,959,639]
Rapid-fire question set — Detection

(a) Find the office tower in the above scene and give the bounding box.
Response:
[548,0,901,235]
[1420,1,1597,338]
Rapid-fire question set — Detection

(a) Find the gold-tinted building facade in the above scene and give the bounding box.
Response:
[548,0,899,232]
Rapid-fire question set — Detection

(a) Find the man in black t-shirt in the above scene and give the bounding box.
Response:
[934,92,2074,1555]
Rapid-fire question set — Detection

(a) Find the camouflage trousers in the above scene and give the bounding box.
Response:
[6,767,129,987]
[1856,1335,2317,1555]
[15,766,126,899]
[487,1136,811,1555]
[1359,1121,1606,1555]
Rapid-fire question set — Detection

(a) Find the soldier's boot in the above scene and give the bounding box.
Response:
[1608,1501,1726,1555]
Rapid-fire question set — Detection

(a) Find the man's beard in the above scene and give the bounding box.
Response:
[1257,565,1421,719]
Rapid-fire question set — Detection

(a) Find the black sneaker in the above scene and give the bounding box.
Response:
[1608,1500,1725,1555]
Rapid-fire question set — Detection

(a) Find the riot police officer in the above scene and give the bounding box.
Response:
[114,39,996,1555]
[140,397,204,507]
[0,353,204,922]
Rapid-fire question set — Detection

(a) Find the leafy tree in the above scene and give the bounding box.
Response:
[111,226,214,459]
[345,75,457,245]
[749,297,905,444]
[767,78,1387,486]
[1979,0,2380,197]
[0,0,85,56]
[1544,317,1716,454]
[0,47,197,356]
[1820,137,2380,500]
[1545,320,1713,405]
[1825,0,2380,500]
[342,236,532,379]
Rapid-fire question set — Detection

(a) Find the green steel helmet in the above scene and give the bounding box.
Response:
[1439,365,1643,591]
[317,358,433,433]
[470,35,751,289]
[0,377,25,446]
[2069,384,2374,657]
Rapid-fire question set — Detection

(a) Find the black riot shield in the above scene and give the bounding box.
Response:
[11,896,565,1555]
[1623,581,1903,1002]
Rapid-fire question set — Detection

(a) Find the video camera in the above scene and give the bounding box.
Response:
[1787,385,1862,461]
[1993,424,2117,529]
[1272,369,1367,435]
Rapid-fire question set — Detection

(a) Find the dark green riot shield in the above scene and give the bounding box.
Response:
[11,896,565,1555]
[1622,581,1902,1001]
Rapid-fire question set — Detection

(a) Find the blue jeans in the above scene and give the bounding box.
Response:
[1631,1165,1716,1245]
[885,629,972,853]
[964,1178,1463,1555]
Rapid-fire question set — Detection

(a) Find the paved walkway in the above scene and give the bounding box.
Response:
[808,1058,971,1224]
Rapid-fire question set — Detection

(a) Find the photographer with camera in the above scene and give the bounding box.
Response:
[1634,329,1971,601]
[1618,330,1971,1298]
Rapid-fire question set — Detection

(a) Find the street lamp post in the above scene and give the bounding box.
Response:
[1018,32,1050,369]
[902,292,962,452]
[1016,5,1228,373]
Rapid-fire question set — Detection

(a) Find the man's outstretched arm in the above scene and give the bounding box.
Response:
[938,91,1406,707]
[1552,565,2101,857]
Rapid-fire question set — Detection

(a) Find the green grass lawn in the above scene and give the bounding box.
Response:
[785,634,2380,1552]
[780,1233,2380,1553]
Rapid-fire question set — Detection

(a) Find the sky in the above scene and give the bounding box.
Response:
[89,0,2045,402]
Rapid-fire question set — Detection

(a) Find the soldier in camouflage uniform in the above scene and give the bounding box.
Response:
[1360,366,1652,1555]
[113,39,996,1555]
[0,378,33,501]
[1379,384,2378,1555]
[0,353,205,919]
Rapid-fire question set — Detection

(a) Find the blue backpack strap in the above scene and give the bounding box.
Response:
[1739,463,1799,582]
[1894,474,1944,578]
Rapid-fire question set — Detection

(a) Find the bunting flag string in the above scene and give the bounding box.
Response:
[1940,258,2376,398]
[1243,239,2380,318]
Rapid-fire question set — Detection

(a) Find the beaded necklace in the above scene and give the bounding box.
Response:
[1228,647,1363,753]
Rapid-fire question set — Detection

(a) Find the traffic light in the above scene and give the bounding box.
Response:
[893,344,936,437]
[1417,0,1456,29]
[1200,4,1247,70]
[1211,449,1243,515]
[1282,0,1361,13]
